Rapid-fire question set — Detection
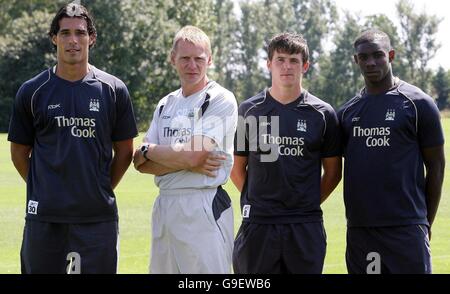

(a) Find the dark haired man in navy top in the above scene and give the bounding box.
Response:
[231,33,342,273]
[338,29,445,274]
[8,3,137,274]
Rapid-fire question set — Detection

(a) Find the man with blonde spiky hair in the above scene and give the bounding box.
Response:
[134,25,238,274]
[171,25,212,57]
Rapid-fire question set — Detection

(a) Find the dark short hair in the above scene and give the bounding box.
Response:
[353,29,391,51]
[48,2,97,49]
[267,32,309,64]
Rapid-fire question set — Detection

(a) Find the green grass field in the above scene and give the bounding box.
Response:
[1,119,450,274]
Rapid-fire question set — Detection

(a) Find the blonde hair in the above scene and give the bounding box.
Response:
[171,25,212,56]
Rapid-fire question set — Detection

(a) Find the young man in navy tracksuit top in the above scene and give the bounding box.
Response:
[231,33,342,274]
[338,29,445,274]
[8,3,137,274]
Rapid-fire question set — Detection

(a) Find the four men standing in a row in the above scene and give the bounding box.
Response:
[8,3,444,274]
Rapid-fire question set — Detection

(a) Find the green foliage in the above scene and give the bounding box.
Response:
[167,0,214,29]
[396,0,442,92]
[0,0,65,34]
[311,12,363,107]
[233,0,338,101]
[0,9,56,131]
[291,0,338,69]
[433,67,450,110]
[88,0,178,128]
[235,1,268,100]
[210,0,241,95]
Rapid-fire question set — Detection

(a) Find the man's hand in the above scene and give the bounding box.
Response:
[189,152,226,177]
[134,136,226,177]
[133,145,147,168]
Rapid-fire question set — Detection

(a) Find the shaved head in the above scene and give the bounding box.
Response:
[354,29,392,52]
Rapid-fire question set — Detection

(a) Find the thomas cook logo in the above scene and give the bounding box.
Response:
[55,116,96,138]
[89,99,100,112]
[297,119,307,132]
[385,109,395,121]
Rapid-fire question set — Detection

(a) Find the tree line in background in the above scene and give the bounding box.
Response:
[1,0,449,131]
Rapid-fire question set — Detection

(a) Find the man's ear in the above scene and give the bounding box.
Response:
[207,54,212,66]
[388,49,395,63]
[267,59,272,72]
[52,35,57,46]
[170,51,176,66]
[89,34,96,47]
[353,54,358,64]
[302,61,310,74]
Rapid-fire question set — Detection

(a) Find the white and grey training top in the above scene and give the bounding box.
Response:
[144,81,238,191]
